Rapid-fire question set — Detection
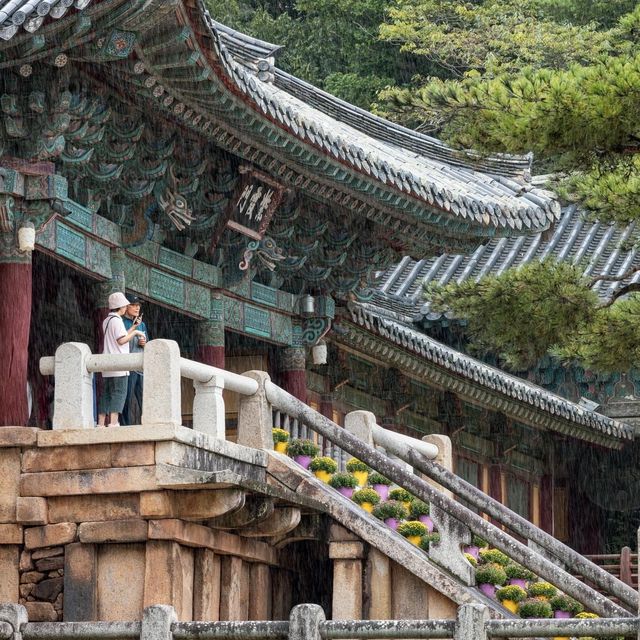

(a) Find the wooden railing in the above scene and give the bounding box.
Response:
[574,548,638,592]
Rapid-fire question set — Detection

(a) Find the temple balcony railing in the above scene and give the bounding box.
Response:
[40,340,637,619]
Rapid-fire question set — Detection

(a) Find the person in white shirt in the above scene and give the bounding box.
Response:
[97,292,145,427]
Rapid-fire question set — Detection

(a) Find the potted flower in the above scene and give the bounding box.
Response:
[329,472,359,498]
[419,531,441,552]
[346,458,370,487]
[287,439,319,469]
[475,563,507,599]
[372,500,409,530]
[272,428,289,453]
[309,456,338,482]
[518,598,553,619]
[397,520,427,546]
[389,488,413,512]
[505,563,536,589]
[550,594,583,619]
[478,548,511,567]
[528,581,558,601]
[368,471,392,500]
[574,611,600,640]
[352,488,380,513]
[495,585,527,614]
[464,553,478,567]
[464,534,488,560]
[410,500,433,532]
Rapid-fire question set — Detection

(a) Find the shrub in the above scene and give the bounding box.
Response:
[550,594,583,615]
[518,598,553,619]
[389,488,412,503]
[528,582,558,599]
[505,563,537,581]
[272,428,289,443]
[475,563,507,586]
[409,500,430,518]
[372,500,409,521]
[397,520,427,538]
[478,548,511,566]
[352,488,380,506]
[287,439,319,457]
[496,585,527,603]
[464,553,478,567]
[472,535,489,548]
[576,612,598,619]
[309,456,338,473]
[419,532,441,552]
[346,458,369,472]
[329,472,358,489]
[368,471,392,485]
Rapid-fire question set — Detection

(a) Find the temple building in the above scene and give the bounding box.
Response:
[0,0,637,627]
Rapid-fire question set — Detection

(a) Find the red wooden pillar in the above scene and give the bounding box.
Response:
[0,260,32,426]
[196,295,225,369]
[539,474,553,534]
[280,347,307,403]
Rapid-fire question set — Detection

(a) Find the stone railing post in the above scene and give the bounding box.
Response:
[289,603,325,640]
[192,375,225,439]
[344,410,375,447]
[141,340,182,428]
[0,604,28,640]
[422,434,453,499]
[141,605,176,640]
[454,603,489,640]
[237,371,272,449]
[52,342,94,430]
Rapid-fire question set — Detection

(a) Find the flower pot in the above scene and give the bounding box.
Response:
[274,441,288,453]
[554,610,571,619]
[353,470,369,487]
[418,515,434,532]
[384,517,399,530]
[464,545,480,560]
[313,469,332,483]
[293,455,312,469]
[360,502,374,513]
[508,578,527,589]
[500,599,519,614]
[478,583,497,599]
[337,487,354,498]
[406,535,422,546]
[373,484,389,501]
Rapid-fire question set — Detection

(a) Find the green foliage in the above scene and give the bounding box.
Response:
[352,488,381,505]
[464,553,478,567]
[528,581,558,598]
[368,471,392,485]
[389,488,413,502]
[550,594,584,615]
[478,548,511,566]
[309,456,338,472]
[372,499,409,520]
[471,535,489,548]
[475,562,507,586]
[329,472,359,489]
[496,585,528,603]
[409,500,430,518]
[397,520,427,537]
[272,428,289,443]
[518,597,553,618]
[418,531,441,551]
[505,564,537,581]
[287,439,319,457]
[346,457,370,472]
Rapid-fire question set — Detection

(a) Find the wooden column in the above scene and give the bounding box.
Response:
[196,295,225,369]
[280,347,307,403]
[540,474,553,533]
[0,258,32,426]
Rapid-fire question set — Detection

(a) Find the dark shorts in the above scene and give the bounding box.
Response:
[98,376,128,414]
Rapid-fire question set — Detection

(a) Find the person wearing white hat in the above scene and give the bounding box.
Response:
[97,292,146,427]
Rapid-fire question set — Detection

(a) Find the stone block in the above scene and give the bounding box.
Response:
[20,467,157,497]
[219,556,249,621]
[0,428,39,447]
[22,445,111,473]
[248,564,271,620]
[24,523,77,549]
[64,543,97,622]
[48,494,140,524]
[110,443,155,467]
[142,340,182,428]
[329,542,364,560]
[16,498,48,525]
[34,556,64,572]
[0,524,23,544]
[20,584,33,598]
[78,519,148,544]
[21,570,45,583]
[24,601,57,621]
[32,577,63,602]
[332,558,362,620]
[140,489,244,520]
[193,549,220,621]
[20,550,33,571]
[236,371,272,450]
[0,449,20,522]
[391,562,429,619]
[0,546,19,602]
[32,547,63,560]
[426,584,457,619]
[98,543,145,621]
[366,548,391,619]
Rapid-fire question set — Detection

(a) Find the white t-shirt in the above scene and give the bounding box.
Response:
[102,313,129,378]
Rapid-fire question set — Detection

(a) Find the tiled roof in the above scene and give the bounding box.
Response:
[346,305,635,445]
[0,0,90,40]
[372,206,640,322]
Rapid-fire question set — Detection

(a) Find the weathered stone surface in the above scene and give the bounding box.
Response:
[78,519,148,544]
[98,543,145,621]
[0,449,20,522]
[22,445,111,473]
[422,434,453,499]
[241,507,301,538]
[329,542,364,560]
[24,601,57,621]
[0,524,22,544]
[154,464,242,489]
[391,563,429,619]
[32,547,63,560]
[427,584,457,619]
[248,563,271,620]
[16,497,48,525]
[236,371,272,451]
[64,543,97,622]
[142,340,182,428]
[266,453,308,492]
[140,489,244,520]
[332,558,362,620]
[193,549,220,621]
[20,584,33,598]
[24,523,77,549]
[48,494,140,524]
[20,467,157,497]
[328,524,360,542]
[20,550,33,571]
[21,571,45,583]
[34,556,64,572]
[111,443,155,467]
[219,556,250,621]
[367,549,391,619]
[0,546,19,602]
[0,428,39,447]
[209,495,270,530]
[32,577,63,602]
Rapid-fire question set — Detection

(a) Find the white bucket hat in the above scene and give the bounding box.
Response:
[108,292,130,309]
